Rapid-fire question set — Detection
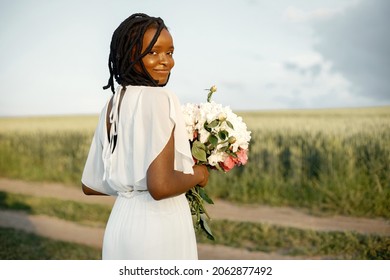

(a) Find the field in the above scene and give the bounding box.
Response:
[1,106,389,218]
[0,106,389,260]
[212,107,390,218]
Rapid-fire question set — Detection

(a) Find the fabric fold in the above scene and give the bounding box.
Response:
[82,85,194,194]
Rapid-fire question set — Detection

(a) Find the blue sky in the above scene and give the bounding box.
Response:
[0,0,389,116]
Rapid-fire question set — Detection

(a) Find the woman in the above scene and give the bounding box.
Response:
[81,13,209,260]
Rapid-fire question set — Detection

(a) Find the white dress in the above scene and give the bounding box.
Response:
[81,85,197,260]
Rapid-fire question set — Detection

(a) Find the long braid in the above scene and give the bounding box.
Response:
[103,13,167,94]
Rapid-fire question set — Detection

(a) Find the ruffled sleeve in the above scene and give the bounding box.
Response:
[81,107,117,195]
[82,86,194,194]
[129,87,194,189]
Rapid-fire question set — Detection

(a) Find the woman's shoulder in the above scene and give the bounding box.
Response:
[140,86,176,97]
[138,86,179,103]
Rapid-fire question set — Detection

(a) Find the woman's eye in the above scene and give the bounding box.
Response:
[149,51,157,55]
[167,51,174,56]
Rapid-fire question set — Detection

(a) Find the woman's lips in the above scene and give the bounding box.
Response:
[153,69,170,74]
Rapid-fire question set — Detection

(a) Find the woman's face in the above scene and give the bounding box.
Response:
[140,28,175,86]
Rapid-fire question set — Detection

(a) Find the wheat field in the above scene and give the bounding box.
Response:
[1,106,389,218]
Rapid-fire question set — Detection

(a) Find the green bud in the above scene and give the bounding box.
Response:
[228,136,236,144]
[218,112,227,121]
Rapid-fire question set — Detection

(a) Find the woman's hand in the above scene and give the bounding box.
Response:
[193,165,209,187]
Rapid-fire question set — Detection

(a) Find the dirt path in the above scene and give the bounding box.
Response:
[1,178,389,235]
[0,177,389,260]
[0,209,301,260]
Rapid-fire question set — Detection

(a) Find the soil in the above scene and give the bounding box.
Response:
[0,177,389,260]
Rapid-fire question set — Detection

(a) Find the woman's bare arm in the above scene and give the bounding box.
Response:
[147,129,209,200]
[81,183,108,196]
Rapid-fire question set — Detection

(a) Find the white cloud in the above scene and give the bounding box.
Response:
[284,6,342,22]
[0,0,387,116]
[285,52,324,68]
[313,0,390,102]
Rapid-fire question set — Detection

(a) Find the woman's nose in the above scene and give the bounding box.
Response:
[159,53,168,65]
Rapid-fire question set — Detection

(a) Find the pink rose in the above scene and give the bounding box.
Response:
[221,156,236,172]
[236,149,248,165]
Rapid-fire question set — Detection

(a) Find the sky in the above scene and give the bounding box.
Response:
[0,0,389,116]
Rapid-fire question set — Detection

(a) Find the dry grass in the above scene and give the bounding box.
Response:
[0,115,98,133]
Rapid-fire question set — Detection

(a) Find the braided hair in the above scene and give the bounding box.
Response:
[103,13,168,94]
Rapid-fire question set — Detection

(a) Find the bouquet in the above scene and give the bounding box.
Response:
[182,86,252,240]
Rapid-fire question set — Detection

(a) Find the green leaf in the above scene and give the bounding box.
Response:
[191,141,207,162]
[200,215,215,240]
[207,119,219,128]
[226,120,234,129]
[208,134,218,147]
[214,163,223,171]
[198,188,214,204]
[218,130,229,140]
[186,186,215,241]
[203,122,212,132]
